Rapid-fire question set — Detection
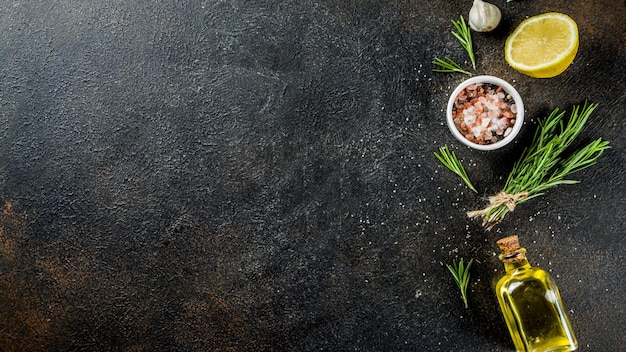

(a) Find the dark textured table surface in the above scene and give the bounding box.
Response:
[0,1,624,351]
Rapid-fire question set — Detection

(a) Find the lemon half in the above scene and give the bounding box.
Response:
[505,13,579,78]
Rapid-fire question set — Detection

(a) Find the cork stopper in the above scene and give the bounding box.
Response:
[497,235,520,254]
[497,235,526,263]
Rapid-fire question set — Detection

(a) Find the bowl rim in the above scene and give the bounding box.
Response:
[446,75,524,151]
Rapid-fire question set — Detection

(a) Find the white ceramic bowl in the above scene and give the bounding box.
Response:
[446,75,524,151]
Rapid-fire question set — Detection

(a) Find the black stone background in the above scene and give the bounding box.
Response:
[0,0,624,351]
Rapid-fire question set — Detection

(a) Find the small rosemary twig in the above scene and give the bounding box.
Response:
[432,57,471,75]
[451,15,476,70]
[435,145,477,193]
[447,258,473,309]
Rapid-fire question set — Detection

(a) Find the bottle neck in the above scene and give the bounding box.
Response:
[499,248,531,273]
[502,257,531,273]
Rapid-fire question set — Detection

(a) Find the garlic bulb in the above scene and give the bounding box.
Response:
[468,0,501,32]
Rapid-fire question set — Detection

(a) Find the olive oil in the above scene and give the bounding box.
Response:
[495,236,577,352]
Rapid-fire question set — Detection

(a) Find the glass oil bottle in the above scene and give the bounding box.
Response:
[495,236,578,352]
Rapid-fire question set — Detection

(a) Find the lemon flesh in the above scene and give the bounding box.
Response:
[505,13,579,78]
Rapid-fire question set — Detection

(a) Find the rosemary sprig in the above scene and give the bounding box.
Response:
[451,16,476,70]
[447,258,473,309]
[432,15,475,74]
[432,57,471,75]
[468,102,611,228]
[435,145,477,192]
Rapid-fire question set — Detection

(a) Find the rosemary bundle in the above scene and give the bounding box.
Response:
[468,102,610,229]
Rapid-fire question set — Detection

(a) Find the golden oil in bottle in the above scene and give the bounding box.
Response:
[495,236,577,352]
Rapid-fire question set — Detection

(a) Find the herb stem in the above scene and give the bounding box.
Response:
[447,258,473,309]
[432,57,471,75]
[451,16,476,70]
[435,145,477,193]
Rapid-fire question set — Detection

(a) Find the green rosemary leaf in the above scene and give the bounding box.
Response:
[451,16,476,70]
[543,138,611,189]
[435,145,477,193]
[446,258,473,309]
[432,57,471,75]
